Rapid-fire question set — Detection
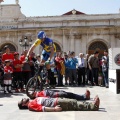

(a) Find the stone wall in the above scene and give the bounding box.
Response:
[0,3,120,56]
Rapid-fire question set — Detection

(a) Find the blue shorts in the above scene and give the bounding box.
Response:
[42,50,56,61]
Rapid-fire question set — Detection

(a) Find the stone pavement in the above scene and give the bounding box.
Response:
[0,86,120,120]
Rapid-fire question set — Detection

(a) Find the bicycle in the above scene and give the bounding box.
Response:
[26,61,49,98]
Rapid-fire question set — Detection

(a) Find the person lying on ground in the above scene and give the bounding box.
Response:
[27,89,90,100]
[18,95,100,112]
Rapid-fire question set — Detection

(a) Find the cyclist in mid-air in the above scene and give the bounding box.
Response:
[26,31,56,84]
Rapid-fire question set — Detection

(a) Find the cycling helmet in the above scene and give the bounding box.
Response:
[37,31,46,39]
[14,52,19,56]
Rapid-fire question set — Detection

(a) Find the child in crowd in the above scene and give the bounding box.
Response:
[4,59,13,94]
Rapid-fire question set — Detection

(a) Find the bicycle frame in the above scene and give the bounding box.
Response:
[26,62,49,98]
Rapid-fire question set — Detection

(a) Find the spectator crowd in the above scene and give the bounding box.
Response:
[0,45,109,94]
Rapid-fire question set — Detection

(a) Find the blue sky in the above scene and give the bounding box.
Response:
[2,0,120,17]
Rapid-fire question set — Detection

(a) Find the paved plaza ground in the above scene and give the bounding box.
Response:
[0,85,120,120]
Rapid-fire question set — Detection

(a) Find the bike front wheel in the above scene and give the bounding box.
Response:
[26,76,43,99]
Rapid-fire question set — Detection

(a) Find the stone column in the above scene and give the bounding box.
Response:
[51,30,54,39]
[70,35,74,51]
[115,34,120,47]
[62,29,67,52]
[110,35,116,48]
[74,35,82,56]
[81,35,87,54]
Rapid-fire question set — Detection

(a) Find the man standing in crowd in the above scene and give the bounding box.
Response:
[88,51,99,86]
[29,52,37,77]
[102,50,109,88]
[85,54,92,85]
[49,56,57,88]
[77,53,86,86]
[20,50,31,88]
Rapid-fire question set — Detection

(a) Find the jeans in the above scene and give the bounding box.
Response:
[69,69,77,84]
[102,69,108,86]
[57,70,63,86]
[86,68,92,84]
[57,91,86,100]
[78,67,85,85]
[91,68,99,85]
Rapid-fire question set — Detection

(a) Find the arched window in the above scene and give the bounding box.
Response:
[89,41,107,50]
[88,41,108,58]
[0,43,16,53]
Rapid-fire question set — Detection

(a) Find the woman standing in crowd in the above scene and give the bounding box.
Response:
[67,51,78,86]
[55,52,65,86]
[13,52,23,92]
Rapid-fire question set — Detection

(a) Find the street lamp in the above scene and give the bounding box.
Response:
[19,36,32,49]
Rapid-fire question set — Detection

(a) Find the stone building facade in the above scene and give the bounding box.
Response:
[0,3,120,57]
